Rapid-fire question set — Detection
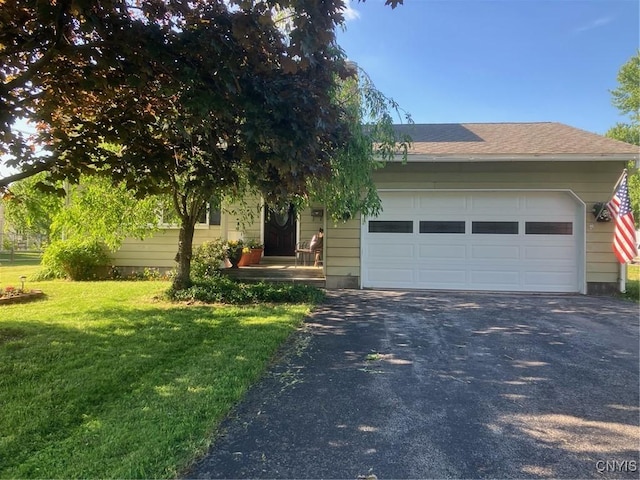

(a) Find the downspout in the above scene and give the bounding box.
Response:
[619,263,627,293]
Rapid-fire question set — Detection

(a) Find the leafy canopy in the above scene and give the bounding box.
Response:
[1,0,354,200]
[606,51,640,226]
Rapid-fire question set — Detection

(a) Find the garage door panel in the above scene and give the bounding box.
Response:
[523,245,576,262]
[381,194,415,210]
[363,191,582,293]
[471,245,520,260]
[418,244,467,260]
[470,270,521,287]
[367,242,415,259]
[524,195,575,214]
[418,194,467,211]
[470,195,520,212]
[368,268,414,284]
[524,271,577,290]
[418,268,467,285]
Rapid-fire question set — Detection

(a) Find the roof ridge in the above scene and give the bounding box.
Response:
[390,122,638,156]
[399,121,556,126]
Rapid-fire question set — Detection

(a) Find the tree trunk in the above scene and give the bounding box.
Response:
[172,216,197,291]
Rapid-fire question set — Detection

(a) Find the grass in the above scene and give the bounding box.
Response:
[625,263,640,302]
[0,264,312,478]
[0,255,636,477]
[0,250,42,266]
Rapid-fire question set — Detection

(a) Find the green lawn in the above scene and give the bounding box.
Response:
[628,263,640,281]
[0,271,311,478]
[625,263,640,302]
[0,250,43,266]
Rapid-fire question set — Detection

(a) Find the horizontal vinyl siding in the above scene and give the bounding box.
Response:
[326,216,360,279]
[112,226,223,268]
[299,204,324,248]
[371,160,627,287]
[225,195,262,241]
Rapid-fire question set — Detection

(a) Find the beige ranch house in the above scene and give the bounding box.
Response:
[112,122,639,295]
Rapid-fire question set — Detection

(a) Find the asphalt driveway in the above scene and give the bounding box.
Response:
[185,291,640,479]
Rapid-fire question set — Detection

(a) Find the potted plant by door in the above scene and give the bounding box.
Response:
[247,239,264,264]
[226,240,244,268]
[237,246,253,266]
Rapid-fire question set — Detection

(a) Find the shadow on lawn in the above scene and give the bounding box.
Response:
[0,303,301,478]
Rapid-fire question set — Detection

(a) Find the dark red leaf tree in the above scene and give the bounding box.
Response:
[1,0,361,289]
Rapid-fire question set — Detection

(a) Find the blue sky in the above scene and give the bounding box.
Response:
[337,0,639,135]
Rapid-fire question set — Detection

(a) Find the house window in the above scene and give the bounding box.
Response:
[525,222,572,235]
[420,221,465,234]
[158,197,219,227]
[368,221,413,233]
[472,221,519,234]
[208,207,221,226]
[157,198,181,226]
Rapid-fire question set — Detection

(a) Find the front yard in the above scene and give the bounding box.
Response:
[1,257,638,478]
[0,266,312,478]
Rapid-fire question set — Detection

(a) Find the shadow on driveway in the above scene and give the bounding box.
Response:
[185,291,640,479]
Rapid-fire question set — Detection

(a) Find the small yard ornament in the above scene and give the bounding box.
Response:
[592,202,611,222]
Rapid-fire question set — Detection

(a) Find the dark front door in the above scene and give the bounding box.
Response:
[264,205,296,256]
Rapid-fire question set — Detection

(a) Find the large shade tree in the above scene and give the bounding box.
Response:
[1,0,408,289]
[606,50,640,225]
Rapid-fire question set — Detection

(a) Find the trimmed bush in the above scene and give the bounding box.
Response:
[191,239,229,280]
[168,276,325,304]
[38,239,111,280]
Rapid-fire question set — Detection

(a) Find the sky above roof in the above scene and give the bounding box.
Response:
[336,0,639,135]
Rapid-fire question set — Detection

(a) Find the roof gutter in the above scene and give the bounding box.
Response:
[391,153,639,162]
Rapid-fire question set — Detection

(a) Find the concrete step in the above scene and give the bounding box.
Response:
[221,259,325,287]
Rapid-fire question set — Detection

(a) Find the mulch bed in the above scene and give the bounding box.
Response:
[0,290,46,306]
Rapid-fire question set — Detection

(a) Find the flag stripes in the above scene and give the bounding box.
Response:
[607,171,637,264]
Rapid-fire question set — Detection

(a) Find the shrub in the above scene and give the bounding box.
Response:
[38,239,110,280]
[168,277,325,304]
[622,279,639,303]
[192,239,229,280]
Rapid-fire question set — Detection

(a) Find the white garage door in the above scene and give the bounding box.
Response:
[361,191,583,293]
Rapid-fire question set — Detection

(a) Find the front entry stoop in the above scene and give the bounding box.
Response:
[221,256,325,288]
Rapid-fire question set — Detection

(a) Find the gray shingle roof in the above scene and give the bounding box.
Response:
[393,122,639,157]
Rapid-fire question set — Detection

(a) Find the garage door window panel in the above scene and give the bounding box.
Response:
[525,222,573,235]
[368,221,413,233]
[472,221,519,234]
[419,221,466,234]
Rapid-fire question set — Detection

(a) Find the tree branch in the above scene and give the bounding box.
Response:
[0,160,58,189]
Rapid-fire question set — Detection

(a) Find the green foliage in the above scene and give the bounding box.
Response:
[2,172,62,242]
[0,279,308,478]
[108,266,173,281]
[39,239,110,280]
[304,68,412,222]
[4,173,161,251]
[610,50,640,124]
[606,123,640,146]
[607,51,640,227]
[52,175,160,251]
[0,0,406,291]
[622,279,639,303]
[168,277,325,304]
[191,239,229,280]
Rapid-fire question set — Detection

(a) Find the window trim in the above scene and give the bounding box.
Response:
[368,220,414,234]
[472,221,519,235]
[525,221,573,235]
[419,220,466,234]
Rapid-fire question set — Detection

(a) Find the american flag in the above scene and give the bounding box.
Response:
[607,171,637,264]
